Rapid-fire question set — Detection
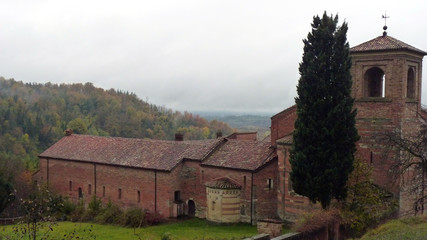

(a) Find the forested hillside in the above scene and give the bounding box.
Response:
[0,77,233,170]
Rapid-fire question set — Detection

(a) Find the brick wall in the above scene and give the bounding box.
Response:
[270,106,296,146]
[36,155,278,222]
[253,160,279,220]
[34,158,184,218]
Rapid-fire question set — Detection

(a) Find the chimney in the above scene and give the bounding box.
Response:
[175,133,184,141]
[65,129,73,136]
[216,131,222,138]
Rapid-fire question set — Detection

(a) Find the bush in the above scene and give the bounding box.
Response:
[95,200,123,225]
[119,207,145,228]
[161,232,173,240]
[70,200,85,222]
[58,197,76,221]
[80,196,103,222]
[293,209,341,233]
[144,210,165,226]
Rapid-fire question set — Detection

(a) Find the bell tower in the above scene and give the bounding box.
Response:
[350,27,426,205]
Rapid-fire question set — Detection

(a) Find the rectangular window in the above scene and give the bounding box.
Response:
[88,184,92,195]
[267,178,273,190]
[78,187,83,199]
[118,188,122,200]
[137,190,141,203]
[243,176,246,189]
[288,176,294,192]
[69,181,72,191]
[174,191,181,203]
[102,186,106,197]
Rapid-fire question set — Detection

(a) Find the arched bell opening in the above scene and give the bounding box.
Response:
[364,67,385,97]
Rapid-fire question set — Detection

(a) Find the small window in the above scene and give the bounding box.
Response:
[243,176,247,189]
[288,177,294,193]
[78,187,83,199]
[240,205,246,215]
[137,190,141,203]
[118,188,122,200]
[102,186,106,197]
[407,68,416,98]
[88,184,92,195]
[267,178,273,190]
[211,201,215,211]
[174,191,181,203]
[69,181,72,191]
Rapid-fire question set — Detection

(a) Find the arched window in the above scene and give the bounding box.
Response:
[407,68,416,98]
[364,67,385,97]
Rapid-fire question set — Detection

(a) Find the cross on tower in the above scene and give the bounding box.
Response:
[382,12,390,36]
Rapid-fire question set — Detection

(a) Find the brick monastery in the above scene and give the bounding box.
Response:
[35,33,427,224]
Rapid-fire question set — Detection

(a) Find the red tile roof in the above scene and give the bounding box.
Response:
[202,139,276,171]
[39,134,223,171]
[350,35,427,55]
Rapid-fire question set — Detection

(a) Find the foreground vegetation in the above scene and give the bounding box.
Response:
[358,215,427,240]
[0,218,257,240]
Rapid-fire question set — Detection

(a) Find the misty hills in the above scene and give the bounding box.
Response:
[202,114,271,139]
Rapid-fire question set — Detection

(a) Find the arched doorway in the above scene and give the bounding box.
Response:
[188,200,195,216]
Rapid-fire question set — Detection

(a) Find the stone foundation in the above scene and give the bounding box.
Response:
[257,219,283,238]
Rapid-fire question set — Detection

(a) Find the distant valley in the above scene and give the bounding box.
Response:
[200,113,272,140]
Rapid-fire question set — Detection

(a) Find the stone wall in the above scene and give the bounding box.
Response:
[257,219,283,238]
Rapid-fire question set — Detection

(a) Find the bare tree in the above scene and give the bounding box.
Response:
[384,110,427,216]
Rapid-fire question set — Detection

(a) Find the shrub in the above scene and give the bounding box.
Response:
[144,210,165,226]
[80,196,103,222]
[161,232,172,240]
[119,207,145,227]
[293,209,341,233]
[95,200,123,225]
[58,198,76,221]
[70,200,85,222]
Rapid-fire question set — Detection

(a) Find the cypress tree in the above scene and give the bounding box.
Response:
[290,12,359,209]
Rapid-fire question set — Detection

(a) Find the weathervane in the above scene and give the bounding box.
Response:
[382,12,389,36]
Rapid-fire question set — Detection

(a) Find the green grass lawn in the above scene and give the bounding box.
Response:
[359,216,427,240]
[0,218,258,240]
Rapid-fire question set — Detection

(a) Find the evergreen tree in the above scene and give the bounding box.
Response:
[290,12,359,209]
[0,172,14,214]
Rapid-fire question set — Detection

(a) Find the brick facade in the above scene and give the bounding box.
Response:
[35,34,426,224]
[272,35,426,220]
[35,135,278,223]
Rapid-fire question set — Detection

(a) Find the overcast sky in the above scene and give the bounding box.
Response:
[1,1,426,115]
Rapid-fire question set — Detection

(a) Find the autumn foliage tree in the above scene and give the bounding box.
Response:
[290,12,359,209]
